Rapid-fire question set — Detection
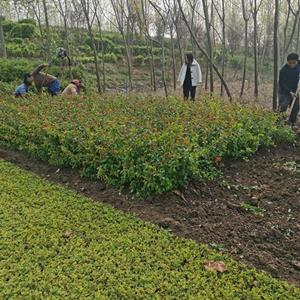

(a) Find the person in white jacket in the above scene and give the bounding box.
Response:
[177,53,202,101]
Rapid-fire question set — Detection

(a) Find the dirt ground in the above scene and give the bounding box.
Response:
[1,134,299,286]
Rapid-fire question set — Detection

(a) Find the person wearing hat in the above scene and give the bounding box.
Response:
[62,79,83,97]
[177,53,202,101]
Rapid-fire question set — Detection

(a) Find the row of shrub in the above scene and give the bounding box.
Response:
[0,58,86,83]
[0,94,294,196]
[3,19,36,39]
[75,54,164,65]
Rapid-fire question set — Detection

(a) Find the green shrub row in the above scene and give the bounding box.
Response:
[0,95,294,196]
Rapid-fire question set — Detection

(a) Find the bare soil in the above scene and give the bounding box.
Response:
[1,135,299,286]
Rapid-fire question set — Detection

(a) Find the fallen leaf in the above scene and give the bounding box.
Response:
[62,230,73,238]
[204,261,227,273]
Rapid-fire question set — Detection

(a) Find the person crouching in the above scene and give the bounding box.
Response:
[15,73,33,97]
[62,80,83,97]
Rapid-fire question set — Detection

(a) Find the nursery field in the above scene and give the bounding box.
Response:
[1,160,300,299]
[0,94,294,197]
[1,94,300,297]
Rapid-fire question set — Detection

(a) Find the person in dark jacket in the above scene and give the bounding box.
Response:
[278,53,300,125]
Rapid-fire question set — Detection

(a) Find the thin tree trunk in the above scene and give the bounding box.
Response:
[253,0,259,99]
[205,62,209,90]
[296,18,300,53]
[42,0,51,61]
[240,0,249,97]
[220,0,225,96]
[202,0,214,93]
[0,16,7,58]
[284,11,299,55]
[95,13,106,92]
[170,26,177,90]
[273,0,279,111]
[80,0,102,93]
[282,4,291,62]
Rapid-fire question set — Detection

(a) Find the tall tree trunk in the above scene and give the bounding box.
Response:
[253,0,259,99]
[80,0,102,93]
[95,14,106,92]
[0,16,7,58]
[170,26,177,90]
[297,18,300,53]
[284,11,299,55]
[240,0,249,97]
[202,0,214,93]
[282,4,291,62]
[220,0,226,96]
[42,0,51,61]
[273,0,279,111]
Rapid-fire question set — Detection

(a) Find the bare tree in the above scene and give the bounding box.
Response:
[92,0,106,91]
[213,0,226,96]
[202,0,214,93]
[148,0,168,97]
[240,0,250,97]
[41,0,51,61]
[0,15,7,58]
[250,0,263,99]
[273,0,279,111]
[110,0,133,90]
[177,0,232,100]
[79,0,102,92]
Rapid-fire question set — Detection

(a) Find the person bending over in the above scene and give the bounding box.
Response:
[30,64,61,96]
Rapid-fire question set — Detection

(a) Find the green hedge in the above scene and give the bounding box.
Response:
[0,95,294,197]
[0,58,36,82]
[1,160,300,299]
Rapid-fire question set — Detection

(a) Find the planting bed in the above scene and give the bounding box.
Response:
[1,134,300,286]
[1,160,300,299]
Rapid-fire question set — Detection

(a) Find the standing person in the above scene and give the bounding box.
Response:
[278,53,300,126]
[177,53,202,101]
[14,73,33,97]
[62,80,83,97]
[30,64,61,96]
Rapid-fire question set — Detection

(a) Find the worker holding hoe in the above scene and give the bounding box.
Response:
[278,53,300,127]
[26,63,61,96]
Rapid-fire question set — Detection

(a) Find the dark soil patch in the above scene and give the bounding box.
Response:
[1,138,300,286]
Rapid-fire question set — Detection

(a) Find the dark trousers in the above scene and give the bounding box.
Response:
[278,93,299,125]
[183,85,196,100]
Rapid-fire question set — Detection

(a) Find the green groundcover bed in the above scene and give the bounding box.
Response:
[0,160,299,299]
[0,95,294,197]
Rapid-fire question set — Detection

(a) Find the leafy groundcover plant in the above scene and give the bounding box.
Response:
[0,94,294,196]
[1,160,299,299]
